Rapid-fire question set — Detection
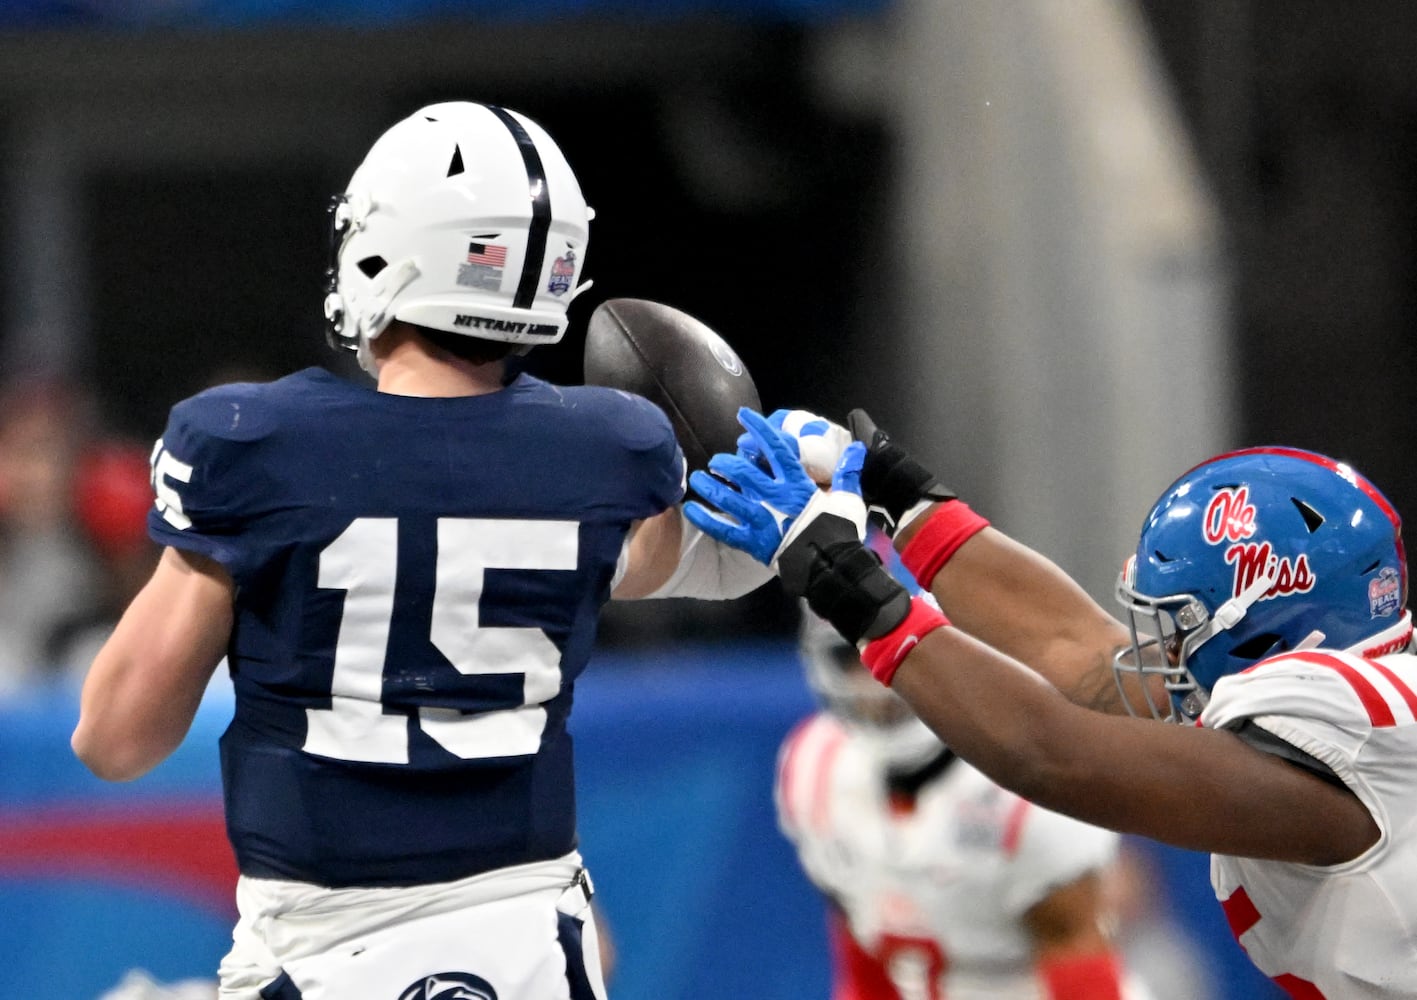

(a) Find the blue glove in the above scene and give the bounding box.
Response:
[735,408,852,485]
[695,422,903,645]
[686,407,866,565]
[685,408,816,563]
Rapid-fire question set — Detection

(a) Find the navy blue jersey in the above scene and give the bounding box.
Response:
[148,368,683,888]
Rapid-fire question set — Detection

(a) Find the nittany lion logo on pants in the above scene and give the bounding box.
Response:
[397,972,498,1000]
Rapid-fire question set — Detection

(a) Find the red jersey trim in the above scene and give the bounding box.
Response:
[1220,884,1261,940]
[1000,797,1033,859]
[1285,651,1396,727]
[1365,659,1417,719]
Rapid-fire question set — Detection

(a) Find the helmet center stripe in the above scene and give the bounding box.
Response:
[488,106,552,311]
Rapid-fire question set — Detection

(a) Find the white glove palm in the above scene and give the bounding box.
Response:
[736,408,852,486]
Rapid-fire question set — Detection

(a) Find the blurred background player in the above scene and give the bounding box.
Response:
[780,588,1151,1000]
[0,377,100,696]
[71,102,766,1000]
[45,439,161,683]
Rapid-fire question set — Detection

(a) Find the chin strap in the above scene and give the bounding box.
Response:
[350,258,422,375]
[1183,562,1279,655]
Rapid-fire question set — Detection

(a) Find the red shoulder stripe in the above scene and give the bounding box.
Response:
[776,716,849,835]
[1286,651,1395,727]
[1364,659,1417,720]
[1220,885,1261,940]
[811,726,848,833]
[776,717,817,833]
[1000,797,1033,859]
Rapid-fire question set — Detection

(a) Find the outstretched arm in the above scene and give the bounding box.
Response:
[900,514,1132,713]
[685,409,1379,865]
[888,623,1376,864]
[738,407,1135,712]
[847,409,1134,714]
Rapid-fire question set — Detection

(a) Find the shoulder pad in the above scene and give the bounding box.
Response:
[169,381,280,444]
[567,384,679,455]
[775,714,851,837]
[1204,650,1417,733]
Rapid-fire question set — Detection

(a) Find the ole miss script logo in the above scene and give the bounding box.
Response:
[1204,486,1316,601]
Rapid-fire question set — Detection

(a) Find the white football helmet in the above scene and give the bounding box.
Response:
[799,601,943,770]
[324,102,593,373]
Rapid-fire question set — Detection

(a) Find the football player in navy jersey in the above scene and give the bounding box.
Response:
[71,103,769,1000]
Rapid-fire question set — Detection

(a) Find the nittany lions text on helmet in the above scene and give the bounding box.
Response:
[324,102,592,373]
[1114,446,1412,721]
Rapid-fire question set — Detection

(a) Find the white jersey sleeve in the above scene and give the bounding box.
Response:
[998,795,1121,919]
[1201,648,1417,819]
[773,713,852,897]
[638,515,774,600]
[1199,649,1417,998]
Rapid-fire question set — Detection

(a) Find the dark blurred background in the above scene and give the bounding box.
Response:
[3,1,1413,647]
[5,0,1413,650]
[1141,0,1417,499]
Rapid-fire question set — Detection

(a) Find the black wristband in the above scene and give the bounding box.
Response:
[847,409,957,530]
[777,509,913,645]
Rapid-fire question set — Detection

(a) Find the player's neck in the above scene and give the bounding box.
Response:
[374,335,507,398]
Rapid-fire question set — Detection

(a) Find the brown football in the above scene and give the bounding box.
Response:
[584,298,761,473]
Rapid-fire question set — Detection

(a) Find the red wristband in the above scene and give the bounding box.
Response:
[899,500,989,589]
[1038,952,1124,1000]
[860,596,949,686]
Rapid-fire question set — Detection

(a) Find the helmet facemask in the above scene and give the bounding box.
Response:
[1114,556,1286,723]
[1113,580,1204,723]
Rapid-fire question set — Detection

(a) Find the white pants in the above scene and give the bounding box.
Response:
[217,852,607,1000]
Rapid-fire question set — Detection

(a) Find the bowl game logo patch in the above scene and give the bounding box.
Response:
[1370,566,1402,618]
[547,249,577,296]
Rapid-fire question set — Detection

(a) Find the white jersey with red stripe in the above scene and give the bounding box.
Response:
[775,713,1127,1000]
[1201,648,1417,999]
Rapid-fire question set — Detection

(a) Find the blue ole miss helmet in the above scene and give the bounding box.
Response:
[1114,447,1411,721]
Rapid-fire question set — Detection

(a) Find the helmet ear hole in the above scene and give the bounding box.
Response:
[1229,633,1283,661]
[357,256,388,279]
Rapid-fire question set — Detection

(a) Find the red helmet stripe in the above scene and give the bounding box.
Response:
[1205,446,1398,523]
